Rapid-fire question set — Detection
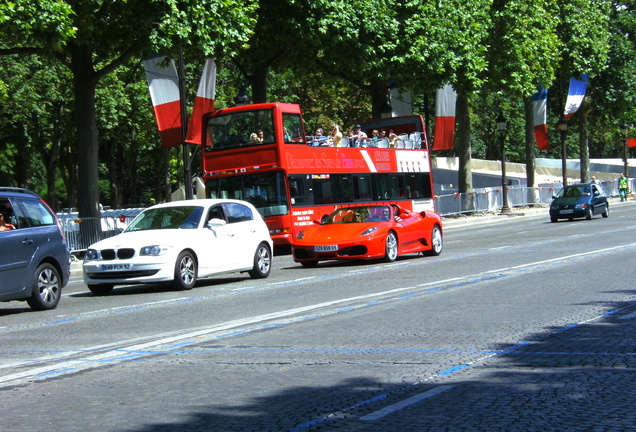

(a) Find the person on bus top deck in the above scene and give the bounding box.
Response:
[329,124,343,147]
[389,131,402,148]
[351,124,367,147]
[370,129,381,142]
[312,128,328,146]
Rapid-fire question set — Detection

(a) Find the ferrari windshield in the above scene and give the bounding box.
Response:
[126,206,204,231]
[323,206,391,224]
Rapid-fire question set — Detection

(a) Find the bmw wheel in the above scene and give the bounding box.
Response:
[26,263,62,310]
[174,251,197,290]
[425,225,443,256]
[248,242,272,278]
[88,284,114,296]
[384,231,398,262]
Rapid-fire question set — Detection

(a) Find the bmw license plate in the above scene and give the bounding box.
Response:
[559,209,574,214]
[101,263,132,271]
[314,245,338,252]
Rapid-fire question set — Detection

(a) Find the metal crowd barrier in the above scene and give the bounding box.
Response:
[435,179,630,217]
[58,214,139,255]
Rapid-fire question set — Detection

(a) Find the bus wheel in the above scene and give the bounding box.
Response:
[425,225,443,256]
[248,242,272,278]
[384,232,398,262]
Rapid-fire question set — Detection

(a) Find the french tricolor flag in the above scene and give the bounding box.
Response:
[143,56,182,148]
[563,74,588,120]
[186,59,217,145]
[532,87,550,150]
[434,85,457,150]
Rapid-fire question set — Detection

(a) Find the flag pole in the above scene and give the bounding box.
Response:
[178,44,193,200]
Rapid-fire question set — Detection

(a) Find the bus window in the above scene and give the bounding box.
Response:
[371,174,389,200]
[205,109,275,151]
[353,175,372,201]
[289,175,312,205]
[283,113,305,144]
[206,172,288,217]
[313,175,353,204]
[405,173,429,199]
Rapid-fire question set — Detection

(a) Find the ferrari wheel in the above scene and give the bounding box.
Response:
[384,231,398,262]
[425,225,443,256]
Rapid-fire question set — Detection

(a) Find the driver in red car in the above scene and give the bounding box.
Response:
[391,205,411,222]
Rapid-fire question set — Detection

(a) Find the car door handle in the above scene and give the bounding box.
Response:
[22,239,34,245]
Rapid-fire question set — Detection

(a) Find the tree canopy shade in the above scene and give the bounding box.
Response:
[0,0,257,219]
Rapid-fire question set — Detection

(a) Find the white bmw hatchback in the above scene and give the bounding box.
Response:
[83,199,273,295]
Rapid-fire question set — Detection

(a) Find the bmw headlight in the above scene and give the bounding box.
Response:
[85,249,99,261]
[140,245,169,256]
[361,227,378,236]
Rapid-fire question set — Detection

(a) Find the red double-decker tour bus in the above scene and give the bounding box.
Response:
[201,103,435,246]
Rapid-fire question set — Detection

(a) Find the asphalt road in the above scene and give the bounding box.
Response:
[1,200,635,432]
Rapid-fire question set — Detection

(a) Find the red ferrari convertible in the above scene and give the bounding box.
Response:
[292,204,443,267]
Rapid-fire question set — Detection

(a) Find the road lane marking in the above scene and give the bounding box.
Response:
[3,241,636,387]
[359,385,455,421]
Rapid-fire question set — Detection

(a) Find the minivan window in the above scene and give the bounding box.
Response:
[16,198,56,227]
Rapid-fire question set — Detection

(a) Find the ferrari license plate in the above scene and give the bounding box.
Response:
[101,263,132,271]
[314,245,338,252]
[560,209,574,214]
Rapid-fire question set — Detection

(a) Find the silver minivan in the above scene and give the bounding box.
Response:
[0,188,70,310]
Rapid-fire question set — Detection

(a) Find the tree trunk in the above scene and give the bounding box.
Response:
[579,100,590,183]
[251,66,268,104]
[14,122,29,188]
[71,45,100,219]
[524,96,538,205]
[456,93,474,213]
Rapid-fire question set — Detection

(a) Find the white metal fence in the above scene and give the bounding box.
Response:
[435,179,630,217]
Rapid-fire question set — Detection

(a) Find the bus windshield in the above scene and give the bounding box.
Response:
[206,172,288,218]
[206,109,275,151]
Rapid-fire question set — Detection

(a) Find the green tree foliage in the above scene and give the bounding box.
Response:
[0,0,257,218]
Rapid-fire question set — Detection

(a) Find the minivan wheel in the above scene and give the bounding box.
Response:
[27,263,61,310]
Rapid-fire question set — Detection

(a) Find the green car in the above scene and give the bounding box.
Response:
[549,183,609,223]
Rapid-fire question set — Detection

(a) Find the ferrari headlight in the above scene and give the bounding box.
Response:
[140,245,170,256]
[85,249,99,261]
[361,227,378,236]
